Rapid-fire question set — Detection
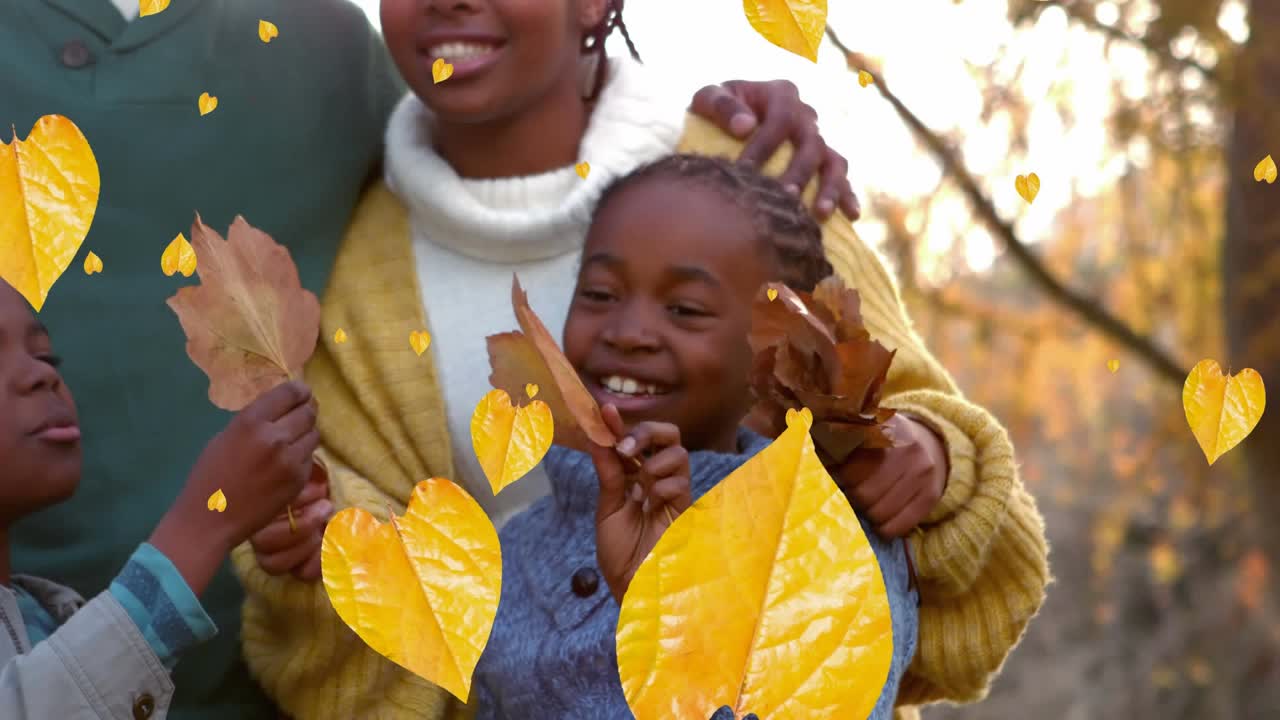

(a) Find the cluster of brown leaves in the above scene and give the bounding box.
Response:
[747,278,897,466]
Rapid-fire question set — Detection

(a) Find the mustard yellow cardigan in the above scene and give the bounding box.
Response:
[231,115,1050,720]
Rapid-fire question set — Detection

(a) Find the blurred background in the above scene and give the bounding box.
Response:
[356,0,1278,717]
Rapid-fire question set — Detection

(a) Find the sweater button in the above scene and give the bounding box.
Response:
[132,693,155,719]
[60,40,94,69]
[571,567,599,597]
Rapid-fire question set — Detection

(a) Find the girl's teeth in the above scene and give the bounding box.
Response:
[621,378,639,394]
[602,376,664,396]
[432,42,498,61]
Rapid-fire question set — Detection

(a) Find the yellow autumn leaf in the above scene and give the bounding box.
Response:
[471,388,554,495]
[617,408,892,720]
[1015,173,1040,203]
[1182,359,1266,464]
[322,478,501,702]
[432,58,454,84]
[858,70,874,87]
[83,251,103,275]
[161,233,196,277]
[139,0,169,17]
[334,327,348,344]
[410,330,431,356]
[258,20,279,43]
[575,161,590,179]
[742,0,828,62]
[207,488,227,512]
[1107,359,1119,373]
[0,116,100,311]
[198,92,218,116]
[525,383,539,399]
[1255,154,1277,184]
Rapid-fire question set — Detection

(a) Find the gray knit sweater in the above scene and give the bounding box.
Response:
[472,428,919,719]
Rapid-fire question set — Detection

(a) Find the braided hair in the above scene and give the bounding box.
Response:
[594,154,834,292]
[581,0,641,102]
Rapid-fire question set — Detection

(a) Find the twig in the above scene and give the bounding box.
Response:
[826,26,1189,386]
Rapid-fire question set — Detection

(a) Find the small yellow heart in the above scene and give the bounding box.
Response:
[259,20,279,43]
[139,0,169,17]
[161,233,197,277]
[472,389,554,494]
[858,70,874,87]
[208,488,227,512]
[526,383,539,399]
[766,287,778,301]
[410,330,431,356]
[432,58,454,84]
[83,251,103,275]
[1015,173,1040,204]
[784,406,813,430]
[1183,359,1266,465]
[1254,155,1277,184]
[1107,359,1119,373]
[334,328,348,344]
[575,162,590,179]
[198,92,218,116]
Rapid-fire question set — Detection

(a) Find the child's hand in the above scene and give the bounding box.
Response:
[250,461,332,582]
[589,404,691,604]
[836,413,948,538]
[150,381,319,596]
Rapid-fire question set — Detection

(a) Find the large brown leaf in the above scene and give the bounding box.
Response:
[486,275,615,451]
[748,280,896,465]
[166,214,320,411]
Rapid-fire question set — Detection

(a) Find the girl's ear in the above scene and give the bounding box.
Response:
[577,0,610,36]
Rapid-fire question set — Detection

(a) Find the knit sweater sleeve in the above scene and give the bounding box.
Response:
[675,114,1049,707]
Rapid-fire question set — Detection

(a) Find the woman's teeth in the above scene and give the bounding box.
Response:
[430,42,499,61]
[601,375,664,396]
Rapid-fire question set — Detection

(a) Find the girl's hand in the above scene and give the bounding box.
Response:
[588,404,691,604]
[836,413,948,538]
[690,79,860,222]
[249,461,333,582]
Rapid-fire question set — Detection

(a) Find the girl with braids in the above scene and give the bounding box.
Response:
[233,1,1048,719]
[472,154,918,719]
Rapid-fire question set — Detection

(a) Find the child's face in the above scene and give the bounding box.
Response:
[564,180,775,453]
[0,282,80,522]
[381,0,606,124]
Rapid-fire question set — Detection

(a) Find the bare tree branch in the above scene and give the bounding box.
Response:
[826,26,1189,386]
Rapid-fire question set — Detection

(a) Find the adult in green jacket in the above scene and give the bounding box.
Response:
[2,1,401,717]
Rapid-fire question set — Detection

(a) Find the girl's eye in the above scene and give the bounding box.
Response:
[580,289,614,302]
[668,304,708,318]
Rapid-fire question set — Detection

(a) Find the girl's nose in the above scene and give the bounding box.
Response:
[15,355,61,395]
[602,305,660,353]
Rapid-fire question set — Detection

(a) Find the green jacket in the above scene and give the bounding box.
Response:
[1,1,403,717]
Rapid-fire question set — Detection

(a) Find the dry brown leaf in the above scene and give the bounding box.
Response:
[747,279,895,465]
[486,275,615,451]
[166,214,320,411]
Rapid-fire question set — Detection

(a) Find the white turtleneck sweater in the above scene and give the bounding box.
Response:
[383,58,687,528]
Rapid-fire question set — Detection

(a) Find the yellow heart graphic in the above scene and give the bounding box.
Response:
[139,0,169,17]
[83,251,103,275]
[575,162,590,179]
[785,406,813,430]
[526,383,539,399]
[1182,359,1266,465]
[1254,155,1277,184]
[161,233,197,277]
[433,58,454,84]
[334,327,348,344]
[471,388,554,495]
[410,330,431,356]
[1107,359,1119,373]
[767,287,778,301]
[198,92,218,116]
[207,488,227,512]
[259,20,279,43]
[858,70,874,87]
[322,478,502,702]
[0,116,100,311]
[1015,173,1040,204]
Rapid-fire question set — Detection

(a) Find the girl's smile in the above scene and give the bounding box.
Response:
[420,31,507,82]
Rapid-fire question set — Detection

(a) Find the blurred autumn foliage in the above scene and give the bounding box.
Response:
[826,1,1278,717]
